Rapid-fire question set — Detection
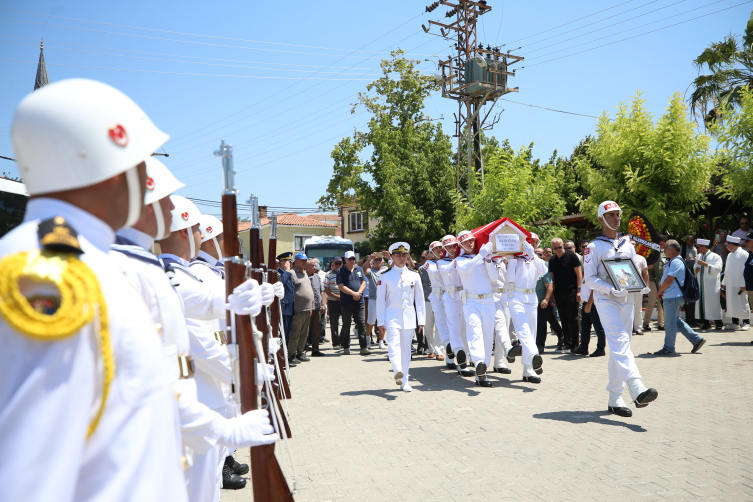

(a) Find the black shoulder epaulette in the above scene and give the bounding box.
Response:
[38,216,83,254]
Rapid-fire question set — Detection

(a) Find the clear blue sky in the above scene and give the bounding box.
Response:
[0,0,749,218]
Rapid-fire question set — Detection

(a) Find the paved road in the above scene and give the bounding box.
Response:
[222,324,753,501]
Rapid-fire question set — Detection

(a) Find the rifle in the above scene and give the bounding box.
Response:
[249,196,292,439]
[218,141,294,501]
[267,213,292,399]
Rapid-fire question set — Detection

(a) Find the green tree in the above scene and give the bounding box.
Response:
[688,8,753,126]
[712,85,753,203]
[318,51,455,251]
[453,139,573,244]
[577,92,715,236]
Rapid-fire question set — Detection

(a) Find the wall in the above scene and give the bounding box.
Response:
[340,202,380,243]
[238,224,336,263]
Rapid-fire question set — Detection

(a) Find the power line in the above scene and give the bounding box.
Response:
[0,15,439,60]
[523,0,694,55]
[500,99,599,118]
[0,7,436,56]
[502,0,636,46]
[521,1,753,68]
[516,0,663,49]
[0,58,376,80]
[524,0,725,61]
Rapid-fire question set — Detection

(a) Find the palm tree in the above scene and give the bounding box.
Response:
[688,8,753,127]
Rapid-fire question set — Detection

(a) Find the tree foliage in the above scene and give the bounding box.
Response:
[713,85,753,203]
[453,139,573,244]
[318,51,455,252]
[577,92,715,236]
[688,8,753,125]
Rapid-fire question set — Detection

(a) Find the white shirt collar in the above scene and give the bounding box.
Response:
[116,227,155,250]
[24,198,114,252]
[198,250,220,265]
[159,253,190,267]
[393,265,406,272]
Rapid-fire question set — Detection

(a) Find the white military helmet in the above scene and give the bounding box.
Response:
[169,195,202,259]
[597,200,623,231]
[11,79,169,228]
[144,157,184,241]
[441,234,458,248]
[199,214,224,261]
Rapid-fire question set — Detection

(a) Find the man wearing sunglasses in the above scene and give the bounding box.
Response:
[337,250,370,355]
[549,238,582,354]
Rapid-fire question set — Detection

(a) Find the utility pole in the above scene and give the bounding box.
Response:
[422,0,523,199]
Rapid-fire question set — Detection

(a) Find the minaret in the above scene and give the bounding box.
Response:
[34,40,49,91]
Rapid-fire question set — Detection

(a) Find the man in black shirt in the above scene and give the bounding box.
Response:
[549,238,583,353]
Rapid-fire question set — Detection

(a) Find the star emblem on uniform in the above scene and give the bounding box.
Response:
[206,226,213,233]
[108,125,128,147]
[181,212,189,220]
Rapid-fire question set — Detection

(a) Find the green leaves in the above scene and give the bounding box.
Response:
[712,85,753,204]
[578,92,714,236]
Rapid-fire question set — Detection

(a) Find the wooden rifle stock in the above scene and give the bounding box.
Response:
[250,224,292,440]
[222,193,293,501]
[266,230,292,399]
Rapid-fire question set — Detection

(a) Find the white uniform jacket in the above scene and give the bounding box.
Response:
[439,256,463,301]
[0,199,187,502]
[424,259,446,302]
[159,253,226,321]
[455,253,498,297]
[583,235,636,304]
[506,254,547,304]
[491,257,508,303]
[377,265,426,329]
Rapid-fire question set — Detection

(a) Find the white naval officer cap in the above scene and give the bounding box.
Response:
[389,242,410,254]
[597,200,622,218]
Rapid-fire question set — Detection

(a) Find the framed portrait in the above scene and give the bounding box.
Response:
[602,258,646,292]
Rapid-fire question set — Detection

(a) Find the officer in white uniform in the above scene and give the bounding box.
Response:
[583,201,658,417]
[109,159,278,496]
[506,238,547,383]
[424,240,451,366]
[377,242,426,392]
[438,235,474,377]
[158,196,276,501]
[454,231,499,386]
[0,79,188,501]
[491,254,522,374]
[195,214,226,275]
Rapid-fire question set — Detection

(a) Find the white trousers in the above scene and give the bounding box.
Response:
[443,297,468,356]
[423,300,444,355]
[508,296,539,365]
[187,440,221,502]
[387,327,413,385]
[429,296,450,348]
[463,299,496,367]
[493,300,513,365]
[632,292,644,330]
[594,297,642,393]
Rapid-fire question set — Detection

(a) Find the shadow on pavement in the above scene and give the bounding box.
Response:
[713,342,753,347]
[635,352,682,358]
[340,388,402,401]
[533,410,647,432]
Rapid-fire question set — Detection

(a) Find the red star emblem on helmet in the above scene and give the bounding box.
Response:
[145,177,155,190]
[108,125,128,147]
[181,212,189,220]
[206,226,213,233]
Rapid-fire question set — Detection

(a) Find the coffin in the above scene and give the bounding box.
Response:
[470,217,532,256]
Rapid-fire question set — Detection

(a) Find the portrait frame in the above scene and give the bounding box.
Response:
[602,258,646,292]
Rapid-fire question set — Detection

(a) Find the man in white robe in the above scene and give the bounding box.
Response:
[694,238,723,330]
[722,236,751,330]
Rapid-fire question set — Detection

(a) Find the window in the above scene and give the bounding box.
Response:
[349,211,366,232]
[294,235,312,251]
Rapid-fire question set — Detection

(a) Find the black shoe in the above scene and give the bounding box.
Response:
[701,323,712,331]
[634,388,658,407]
[691,338,706,354]
[310,350,326,357]
[469,360,475,368]
[457,368,475,377]
[222,465,247,490]
[297,354,310,362]
[688,322,702,329]
[225,455,249,475]
[522,375,541,384]
[456,349,467,366]
[475,377,493,387]
[657,325,665,331]
[643,324,652,332]
[493,366,512,374]
[589,349,606,357]
[289,357,301,365]
[446,362,457,370]
[507,345,522,363]
[649,348,677,356]
[531,354,543,375]
[572,347,589,356]
[608,406,633,417]
[446,343,454,359]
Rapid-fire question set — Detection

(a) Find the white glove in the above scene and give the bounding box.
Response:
[255,362,276,385]
[273,281,285,299]
[267,337,282,357]
[260,282,275,307]
[639,287,651,295]
[611,288,628,298]
[479,242,492,258]
[226,279,262,316]
[523,241,535,259]
[217,409,279,448]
